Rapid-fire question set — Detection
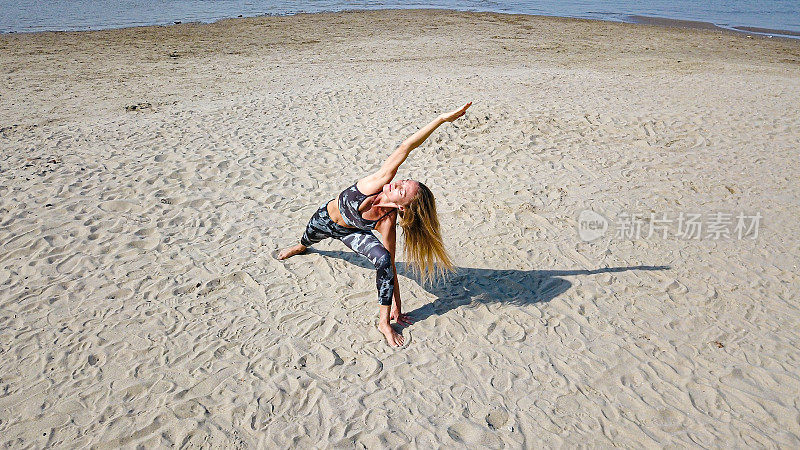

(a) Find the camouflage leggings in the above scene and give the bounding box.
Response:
[301,203,394,306]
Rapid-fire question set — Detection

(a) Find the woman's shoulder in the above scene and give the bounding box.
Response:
[386,208,399,222]
[356,172,391,197]
[374,207,398,227]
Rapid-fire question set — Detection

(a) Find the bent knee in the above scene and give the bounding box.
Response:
[371,249,392,271]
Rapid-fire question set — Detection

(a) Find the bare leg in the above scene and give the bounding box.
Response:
[277,243,306,260]
[378,305,404,347]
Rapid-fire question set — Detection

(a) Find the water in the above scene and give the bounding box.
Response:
[1,0,798,37]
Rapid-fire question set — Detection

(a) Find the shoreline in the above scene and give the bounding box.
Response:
[2,8,799,129]
[2,7,799,40]
[627,14,800,39]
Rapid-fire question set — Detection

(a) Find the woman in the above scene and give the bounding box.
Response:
[278,102,471,347]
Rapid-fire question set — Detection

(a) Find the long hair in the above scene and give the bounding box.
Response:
[398,182,454,285]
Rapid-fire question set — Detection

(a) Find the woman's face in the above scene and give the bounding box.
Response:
[382,179,420,207]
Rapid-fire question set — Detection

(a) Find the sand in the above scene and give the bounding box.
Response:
[1,8,800,447]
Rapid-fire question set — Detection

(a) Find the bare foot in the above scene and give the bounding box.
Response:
[378,322,404,347]
[277,244,306,260]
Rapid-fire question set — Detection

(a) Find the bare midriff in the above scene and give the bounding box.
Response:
[327,199,355,228]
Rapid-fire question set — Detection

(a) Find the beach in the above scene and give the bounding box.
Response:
[1,8,800,446]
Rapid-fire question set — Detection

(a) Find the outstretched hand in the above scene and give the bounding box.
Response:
[440,102,472,122]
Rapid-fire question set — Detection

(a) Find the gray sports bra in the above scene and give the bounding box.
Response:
[338,182,395,230]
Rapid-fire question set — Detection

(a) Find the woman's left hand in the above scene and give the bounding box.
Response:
[439,102,472,122]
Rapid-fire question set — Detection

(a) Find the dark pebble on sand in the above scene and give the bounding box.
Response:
[125,102,152,112]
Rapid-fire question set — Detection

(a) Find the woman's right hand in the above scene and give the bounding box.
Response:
[391,309,414,326]
[440,102,472,122]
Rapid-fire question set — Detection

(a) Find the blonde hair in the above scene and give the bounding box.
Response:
[398,182,454,285]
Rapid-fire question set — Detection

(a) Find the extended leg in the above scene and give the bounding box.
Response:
[277,243,306,260]
[278,204,332,260]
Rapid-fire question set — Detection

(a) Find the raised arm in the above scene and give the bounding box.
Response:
[358,102,471,193]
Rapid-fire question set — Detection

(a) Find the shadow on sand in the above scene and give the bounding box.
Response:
[308,249,669,324]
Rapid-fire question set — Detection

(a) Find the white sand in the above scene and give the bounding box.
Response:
[1,9,800,447]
